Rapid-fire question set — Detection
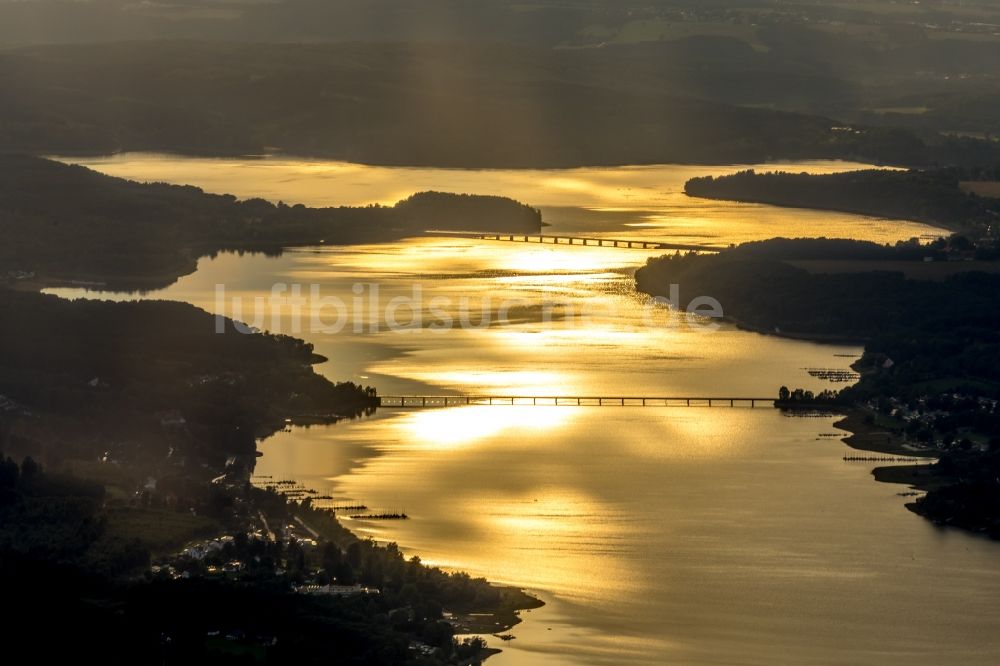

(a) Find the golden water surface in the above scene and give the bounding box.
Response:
[50,156,1000,665]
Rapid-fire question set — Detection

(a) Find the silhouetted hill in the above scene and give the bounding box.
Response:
[0,289,376,469]
[635,238,1000,343]
[0,155,541,289]
[2,41,997,169]
[5,2,1000,159]
[685,169,1000,239]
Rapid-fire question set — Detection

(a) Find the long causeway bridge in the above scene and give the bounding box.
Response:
[379,395,774,408]
[426,230,720,252]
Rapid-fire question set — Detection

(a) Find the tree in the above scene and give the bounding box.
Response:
[321,542,342,572]
[20,456,40,481]
[0,455,19,488]
[778,386,790,401]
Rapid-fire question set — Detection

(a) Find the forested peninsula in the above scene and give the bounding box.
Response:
[636,238,1000,537]
[684,168,1000,240]
[0,289,540,664]
[0,155,542,290]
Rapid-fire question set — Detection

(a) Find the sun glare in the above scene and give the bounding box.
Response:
[396,405,575,449]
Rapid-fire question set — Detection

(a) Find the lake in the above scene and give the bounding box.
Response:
[51,155,1000,665]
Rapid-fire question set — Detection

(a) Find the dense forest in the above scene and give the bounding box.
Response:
[0,289,377,471]
[685,169,1000,239]
[2,40,999,169]
[635,238,1000,536]
[0,155,542,289]
[636,240,1000,344]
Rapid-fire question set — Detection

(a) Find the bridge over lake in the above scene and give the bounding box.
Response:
[379,395,775,408]
[426,230,721,252]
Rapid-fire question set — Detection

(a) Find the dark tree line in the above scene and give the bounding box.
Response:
[685,168,1000,239]
[0,290,377,470]
[0,155,542,290]
[636,238,1000,536]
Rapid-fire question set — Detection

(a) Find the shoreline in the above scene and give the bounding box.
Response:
[447,585,545,635]
[830,407,943,492]
[832,408,937,459]
[49,149,912,172]
[257,432,545,654]
[791,405,962,531]
[684,190,951,232]
[638,250,1000,540]
[720,313,870,345]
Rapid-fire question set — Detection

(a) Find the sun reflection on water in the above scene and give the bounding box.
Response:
[41,155,998,666]
[392,405,576,450]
